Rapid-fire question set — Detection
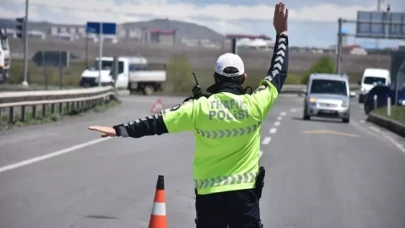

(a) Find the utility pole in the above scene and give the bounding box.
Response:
[375,0,384,49]
[22,0,29,86]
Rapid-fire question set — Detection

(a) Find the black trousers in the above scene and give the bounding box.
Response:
[195,188,263,228]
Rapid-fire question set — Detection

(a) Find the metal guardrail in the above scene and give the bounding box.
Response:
[0,86,116,125]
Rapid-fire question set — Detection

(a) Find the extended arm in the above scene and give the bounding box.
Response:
[111,101,195,138]
[113,113,168,138]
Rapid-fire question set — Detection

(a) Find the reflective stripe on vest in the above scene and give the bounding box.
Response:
[194,171,257,190]
[196,121,261,139]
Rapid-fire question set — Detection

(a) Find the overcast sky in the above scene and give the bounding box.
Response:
[1,0,404,47]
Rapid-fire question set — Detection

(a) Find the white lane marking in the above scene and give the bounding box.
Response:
[369,126,382,133]
[385,136,405,153]
[368,126,405,153]
[277,116,282,121]
[274,121,281,126]
[259,151,263,158]
[359,120,365,124]
[280,112,287,116]
[261,137,271,144]
[269,128,277,134]
[290,108,296,112]
[0,137,112,173]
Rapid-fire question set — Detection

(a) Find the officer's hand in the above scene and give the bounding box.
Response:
[88,126,117,138]
[273,2,288,34]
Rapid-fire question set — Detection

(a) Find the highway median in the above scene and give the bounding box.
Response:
[367,106,405,137]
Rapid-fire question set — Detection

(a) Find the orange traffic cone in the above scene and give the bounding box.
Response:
[148,175,167,228]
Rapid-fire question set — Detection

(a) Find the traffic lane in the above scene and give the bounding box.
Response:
[348,100,405,150]
[0,131,196,228]
[0,95,183,168]
[259,112,405,228]
[0,94,296,168]
[0,96,292,228]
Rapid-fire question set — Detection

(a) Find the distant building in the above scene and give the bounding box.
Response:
[5,28,16,38]
[225,34,272,41]
[51,32,75,41]
[225,34,273,50]
[103,35,118,44]
[27,30,46,40]
[126,28,143,40]
[49,26,58,35]
[145,29,176,45]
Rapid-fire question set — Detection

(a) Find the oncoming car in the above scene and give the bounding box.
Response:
[303,74,351,123]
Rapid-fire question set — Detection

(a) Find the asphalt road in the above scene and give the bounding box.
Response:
[1,94,405,228]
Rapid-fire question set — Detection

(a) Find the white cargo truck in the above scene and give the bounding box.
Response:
[79,56,166,95]
[0,28,10,83]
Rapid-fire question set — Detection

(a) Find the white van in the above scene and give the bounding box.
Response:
[0,28,10,83]
[358,68,390,103]
[79,56,166,95]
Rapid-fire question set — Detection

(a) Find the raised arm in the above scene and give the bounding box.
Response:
[264,31,289,92]
[247,2,289,120]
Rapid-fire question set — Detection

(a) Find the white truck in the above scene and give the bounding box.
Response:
[0,28,10,83]
[79,56,166,95]
[358,68,391,103]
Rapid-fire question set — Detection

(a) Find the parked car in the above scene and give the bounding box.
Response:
[364,85,395,114]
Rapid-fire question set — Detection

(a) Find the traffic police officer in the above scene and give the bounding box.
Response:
[89,2,289,227]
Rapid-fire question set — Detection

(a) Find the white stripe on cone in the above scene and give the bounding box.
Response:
[152,202,166,216]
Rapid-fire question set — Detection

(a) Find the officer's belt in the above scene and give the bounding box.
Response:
[194,172,257,190]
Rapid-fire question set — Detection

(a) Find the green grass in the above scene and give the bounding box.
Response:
[0,98,121,131]
[9,59,86,87]
[8,57,361,96]
[372,106,405,124]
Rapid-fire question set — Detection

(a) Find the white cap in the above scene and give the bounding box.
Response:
[215,53,245,77]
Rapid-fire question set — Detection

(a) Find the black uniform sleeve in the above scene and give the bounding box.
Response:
[112,113,169,138]
[263,32,289,92]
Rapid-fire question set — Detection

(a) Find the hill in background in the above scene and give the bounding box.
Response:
[0,18,225,42]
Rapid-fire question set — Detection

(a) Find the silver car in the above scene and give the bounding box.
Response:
[303,74,352,123]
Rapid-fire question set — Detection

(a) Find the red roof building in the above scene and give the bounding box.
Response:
[145,29,176,45]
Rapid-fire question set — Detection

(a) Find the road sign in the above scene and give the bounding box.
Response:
[388,12,405,39]
[356,11,387,38]
[31,51,70,67]
[86,22,116,35]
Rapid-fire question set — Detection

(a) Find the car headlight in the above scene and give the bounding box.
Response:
[309,97,316,105]
[341,100,348,107]
[361,87,366,92]
[399,99,405,105]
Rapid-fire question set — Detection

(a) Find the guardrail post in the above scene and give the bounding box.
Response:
[9,107,14,124]
[42,104,46,117]
[21,106,26,122]
[59,103,63,114]
[0,108,2,125]
[32,105,37,119]
[51,104,55,114]
[373,95,377,109]
[387,97,391,116]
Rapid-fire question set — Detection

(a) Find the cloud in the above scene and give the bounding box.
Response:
[3,0,377,23]
[1,0,402,48]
